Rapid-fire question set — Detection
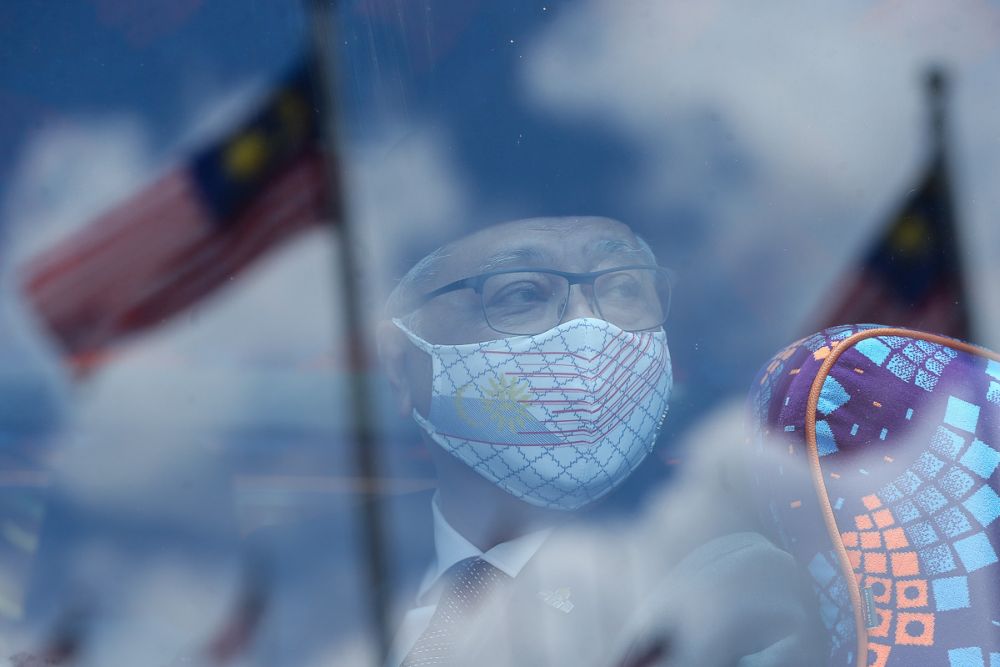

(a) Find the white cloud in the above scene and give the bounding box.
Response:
[1,116,160,264]
[307,636,377,667]
[522,0,1000,343]
[0,87,346,520]
[0,81,344,366]
[0,58,465,667]
[0,92,476,528]
[343,122,472,317]
[71,552,242,666]
[0,73,275,266]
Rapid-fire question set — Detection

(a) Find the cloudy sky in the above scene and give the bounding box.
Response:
[7,1,1000,415]
[3,0,1000,662]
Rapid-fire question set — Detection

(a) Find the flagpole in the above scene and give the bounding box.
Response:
[305,0,391,660]
[924,65,974,341]
[926,66,947,159]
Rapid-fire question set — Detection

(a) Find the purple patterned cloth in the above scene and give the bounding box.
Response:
[748,324,1000,667]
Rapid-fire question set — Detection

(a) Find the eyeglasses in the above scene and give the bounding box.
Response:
[412,265,673,336]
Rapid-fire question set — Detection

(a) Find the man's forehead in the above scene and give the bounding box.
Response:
[440,217,640,276]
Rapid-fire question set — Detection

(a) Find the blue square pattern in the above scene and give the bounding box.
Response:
[953,532,998,572]
[829,326,857,341]
[934,506,973,538]
[828,575,849,605]
[932,576,971,611]
[939,466,976,500]
[896,470,924,495]
[949,647,985,667]
[881,335,910,348]
[916,339,940,355]
[887,354,917,382]
[917,368,941,392]
[916,486,949,514]
[945,396,981,434]
[856,338,891,365]
[818,594,839,628]
[919,543,957,575]
[903,343,928,364]
[817,377,851,415]
[931,426,967,460]
[816,419,838,457]
[927,357,946,375]
[961,439,1000,479]
[895,500,921,523]
[880,483,903,503]
[991,653,1000,667]
[987,359,1000,381]
[808,552,837,587]
[989,382,1000,406]
[804,332,829,352]
[834,618,853,649]
[913,451,946,479]
[963,485,1000,528]
[905,521,940,548]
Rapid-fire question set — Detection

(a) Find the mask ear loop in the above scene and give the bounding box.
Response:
[391,318,437,425]
[391,317,436,355]
[390,319,472,448]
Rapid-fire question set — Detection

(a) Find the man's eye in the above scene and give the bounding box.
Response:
[601,275,642,299]
[487,282,548,308]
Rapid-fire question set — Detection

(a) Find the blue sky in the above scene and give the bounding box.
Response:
[0,1,305,180]
[5,0,1000,489]
[4,1,1000,662]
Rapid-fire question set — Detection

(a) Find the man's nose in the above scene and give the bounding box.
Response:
[559,285,601,324]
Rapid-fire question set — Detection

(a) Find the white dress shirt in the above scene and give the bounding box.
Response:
[385,494,550,667]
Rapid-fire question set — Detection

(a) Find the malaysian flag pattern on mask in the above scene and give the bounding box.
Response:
[395,317,673,510]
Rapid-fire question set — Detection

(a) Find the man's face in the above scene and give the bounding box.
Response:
[411,216,651,345]
[381,216,654,417]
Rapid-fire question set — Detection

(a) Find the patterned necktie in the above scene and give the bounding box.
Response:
[401,557,510,666]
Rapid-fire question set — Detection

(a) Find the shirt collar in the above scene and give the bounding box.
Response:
[416,493,551,605]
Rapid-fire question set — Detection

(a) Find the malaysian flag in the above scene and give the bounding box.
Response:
[814,69,972,341]
[21,64,331,369]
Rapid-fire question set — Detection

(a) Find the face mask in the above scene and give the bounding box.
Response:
[393,317,672,510]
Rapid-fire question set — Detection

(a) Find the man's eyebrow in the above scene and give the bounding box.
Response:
[587,239,649,262]
[478,247,547,273]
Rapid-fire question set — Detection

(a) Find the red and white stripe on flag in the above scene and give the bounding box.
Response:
[21,153,327,365]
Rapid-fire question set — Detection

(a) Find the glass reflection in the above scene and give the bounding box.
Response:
[1,0,998,665]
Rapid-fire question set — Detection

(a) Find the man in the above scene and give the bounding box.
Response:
[378,215,671,545]
[376,216,823,666]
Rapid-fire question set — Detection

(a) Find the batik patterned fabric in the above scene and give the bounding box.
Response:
[748,325,1000,667]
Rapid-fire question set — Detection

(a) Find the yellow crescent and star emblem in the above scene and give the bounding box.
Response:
[454,376,534,432]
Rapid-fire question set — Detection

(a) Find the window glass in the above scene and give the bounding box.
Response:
[2,2,999,665]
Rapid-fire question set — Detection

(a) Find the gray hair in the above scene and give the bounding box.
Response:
[633,233,656,264]
[385,245,453,333]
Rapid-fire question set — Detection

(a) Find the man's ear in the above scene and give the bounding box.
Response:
[376,319,414,417]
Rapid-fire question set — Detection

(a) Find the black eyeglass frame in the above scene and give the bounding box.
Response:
[410,264,675,335]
